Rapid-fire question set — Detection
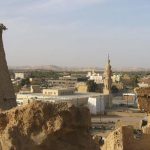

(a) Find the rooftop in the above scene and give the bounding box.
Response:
[17,92,106,101]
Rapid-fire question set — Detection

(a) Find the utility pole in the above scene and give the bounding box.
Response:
[127,94,129,112]
[100,95,102,123]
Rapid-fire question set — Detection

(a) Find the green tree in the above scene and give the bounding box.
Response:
[21,78,30,87]
[87,80,97,92]
[30,71,60,79]
[111,85,119,93]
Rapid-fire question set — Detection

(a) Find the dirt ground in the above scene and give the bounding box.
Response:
[91,96,146,138]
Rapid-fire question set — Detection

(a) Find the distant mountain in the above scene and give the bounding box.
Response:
[113,67,150,72]
[9,65,104,72]
[9,65,150,72]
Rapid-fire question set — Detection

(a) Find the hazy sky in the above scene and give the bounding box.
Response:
[1,0,150,68]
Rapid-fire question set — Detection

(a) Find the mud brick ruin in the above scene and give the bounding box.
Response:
[0,24,16,110]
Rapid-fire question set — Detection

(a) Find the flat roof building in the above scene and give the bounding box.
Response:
[43,88,75,96]
[15,72,29,79]
[16,92,109,114]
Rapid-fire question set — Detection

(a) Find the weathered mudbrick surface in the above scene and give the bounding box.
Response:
[0,24,16,110]
[0,101,99,150]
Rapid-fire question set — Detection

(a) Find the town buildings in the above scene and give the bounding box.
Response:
[16,56,114,114]
[138,75,150,87]
[48,76,87,87]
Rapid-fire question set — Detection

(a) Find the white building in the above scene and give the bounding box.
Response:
[87,70,103,84]
[88,95,108,114]
[111,74,121,83]
[15,73,29,79]
[16,92,108,114]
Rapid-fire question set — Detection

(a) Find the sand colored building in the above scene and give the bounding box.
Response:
[135,87,150,112]
[43,88,75,96]
[0,24,16,109]
[76,82,88,93]
[101,125,150,150]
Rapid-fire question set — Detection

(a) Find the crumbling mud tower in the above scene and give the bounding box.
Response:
[0,24,16,109]
[101,126,150,150]
[135,87,150,113]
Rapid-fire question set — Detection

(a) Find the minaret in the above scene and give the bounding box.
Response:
[0,24,16,110]
[103,54,112,94]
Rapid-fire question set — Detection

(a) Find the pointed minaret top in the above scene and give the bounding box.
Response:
[108,53,110,64]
